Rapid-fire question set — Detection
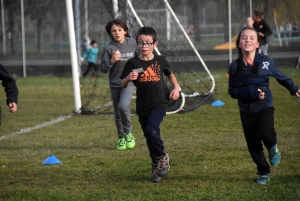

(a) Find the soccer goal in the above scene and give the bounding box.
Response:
[69,0,215,115]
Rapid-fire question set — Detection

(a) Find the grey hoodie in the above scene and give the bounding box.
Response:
[100,37,137,88]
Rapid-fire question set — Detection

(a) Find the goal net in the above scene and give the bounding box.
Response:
[77,0,215,115]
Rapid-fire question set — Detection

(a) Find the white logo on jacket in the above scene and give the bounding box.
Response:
[262,62,269,70]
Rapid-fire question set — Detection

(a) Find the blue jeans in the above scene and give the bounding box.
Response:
[139,107,166,164]
[110,84,134,138]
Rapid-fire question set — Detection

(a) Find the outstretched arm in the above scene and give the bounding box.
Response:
[271,60,299,96]
[167,73,180,101]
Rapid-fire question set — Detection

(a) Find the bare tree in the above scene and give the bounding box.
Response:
[25,0,55,53]
[219,0,229,42]
[5,0,20,54]
[49,0,65,53]
[274,0,300,25]
[190,0,202,42]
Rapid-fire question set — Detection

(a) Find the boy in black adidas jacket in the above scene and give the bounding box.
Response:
[121,27,179,183]
[228,27,300,185]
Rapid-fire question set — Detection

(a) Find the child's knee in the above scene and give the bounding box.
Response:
[144,126,159,137]
[118,102,130,111]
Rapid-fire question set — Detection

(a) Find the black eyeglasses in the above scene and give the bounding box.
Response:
[137,41,155,47]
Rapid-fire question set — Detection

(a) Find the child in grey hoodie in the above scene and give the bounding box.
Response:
[100,19,137,150]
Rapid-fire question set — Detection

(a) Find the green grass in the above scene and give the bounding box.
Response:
[0,69,300,201]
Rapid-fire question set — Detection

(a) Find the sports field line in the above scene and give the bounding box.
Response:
[0,114,74,141]
[0,74,224,141]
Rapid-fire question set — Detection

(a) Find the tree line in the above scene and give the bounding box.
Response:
[0,0,298,54]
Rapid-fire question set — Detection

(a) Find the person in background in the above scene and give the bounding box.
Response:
[246,16,254,27]
[80,40,99,79]
[292,22,299,37]
[100,19,137,151]
[228,26,300,185]
[253,10,272,55]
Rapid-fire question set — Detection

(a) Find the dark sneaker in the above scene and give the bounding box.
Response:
[117,137,126,151]
[268,144,280,166]
[125,132,135,149]
[156,153,170,177]
[151,164,163,183]
[256,173,271,184]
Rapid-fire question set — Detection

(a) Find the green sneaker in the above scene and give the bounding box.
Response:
[125,132,135,149]
[117,137,126,151]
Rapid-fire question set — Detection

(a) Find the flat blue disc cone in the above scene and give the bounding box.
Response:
[211,100,225,106]
[42,155,62,165]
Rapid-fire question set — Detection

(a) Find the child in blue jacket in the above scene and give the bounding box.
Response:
[228,26,300,185]
[81,40,99,78]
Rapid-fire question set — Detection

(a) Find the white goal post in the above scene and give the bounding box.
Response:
[65,0,81,113]
[66,0,215,114]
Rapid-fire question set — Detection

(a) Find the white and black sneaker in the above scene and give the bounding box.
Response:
[151,164,163,183]
[156,153,170,177]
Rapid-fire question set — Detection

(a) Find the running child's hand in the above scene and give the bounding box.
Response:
[258,89,265,99]
[8,102,17,113]
[295,89,300,98]
[128,72,139,81]
[169,89,179,101]
[111,50,122,64]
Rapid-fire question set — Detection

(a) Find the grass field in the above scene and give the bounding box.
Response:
[0,69,299,201]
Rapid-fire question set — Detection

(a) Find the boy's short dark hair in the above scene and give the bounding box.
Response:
[90,40,97,45]
[254,10,263,18]
[136,27,157,42]
[105,19,130,39]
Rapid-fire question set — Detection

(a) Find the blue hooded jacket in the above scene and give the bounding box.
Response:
[228,54,298,113]
[82,47,99,63]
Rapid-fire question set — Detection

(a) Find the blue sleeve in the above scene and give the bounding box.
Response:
[228,61,237,98]
[270,58,299,95]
